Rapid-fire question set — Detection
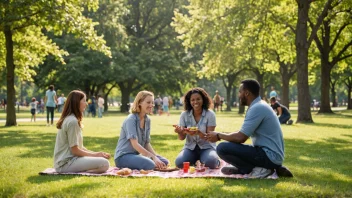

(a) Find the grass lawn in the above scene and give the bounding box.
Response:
[0,109,351,197]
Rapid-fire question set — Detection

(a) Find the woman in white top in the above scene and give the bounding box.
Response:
[53,90,110,173]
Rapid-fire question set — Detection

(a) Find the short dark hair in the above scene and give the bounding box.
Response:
[184,87,212,111]
[49,85,54,91]
[241,79,260,97]
[270,96,277,102]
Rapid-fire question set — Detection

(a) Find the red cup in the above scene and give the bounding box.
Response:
[183,162,190,173]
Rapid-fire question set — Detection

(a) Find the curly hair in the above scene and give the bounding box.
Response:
[183,87,212,111]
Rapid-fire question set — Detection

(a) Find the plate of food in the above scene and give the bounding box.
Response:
[187,126,198,131]
[154,167,179,172]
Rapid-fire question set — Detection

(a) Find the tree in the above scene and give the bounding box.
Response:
[0,0,111,126]
[294,0,332,123]
[111,0,191,112]
[309,0,352,113]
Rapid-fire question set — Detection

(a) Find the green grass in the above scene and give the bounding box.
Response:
[0,109,351,197]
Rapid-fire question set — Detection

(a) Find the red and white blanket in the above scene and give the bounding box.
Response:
[39,167,278,179]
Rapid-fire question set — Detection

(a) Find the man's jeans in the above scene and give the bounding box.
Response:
[217,142,280,174]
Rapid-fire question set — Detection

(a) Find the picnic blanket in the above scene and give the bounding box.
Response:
[39,167,278,179]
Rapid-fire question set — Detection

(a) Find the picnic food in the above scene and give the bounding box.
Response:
[116,168,132,176]
[189,166,195,174]
[140,169,152,174]
[188,126,198,131]
[154,167,179,172]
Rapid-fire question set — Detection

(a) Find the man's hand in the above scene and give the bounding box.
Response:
[205,131,220,143]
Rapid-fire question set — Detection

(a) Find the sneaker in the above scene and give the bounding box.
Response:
[287,120,293,125]
[221,165,240,175]
[275,165,293,177]
[249,167,274,178]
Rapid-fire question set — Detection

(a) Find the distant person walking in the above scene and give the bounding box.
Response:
[269,86,278,98]
[213,90,221,112]
[57,94,66,113]
[45,85,57,126]
[162,96,170,116]
[29,97,38,122]
[97,95,105,118]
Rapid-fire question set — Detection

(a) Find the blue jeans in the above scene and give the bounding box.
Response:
[115,154,169,170]
[279,113,291,124]
[217,142,280,174]
[98,107,103,118]
[175,145,220,169]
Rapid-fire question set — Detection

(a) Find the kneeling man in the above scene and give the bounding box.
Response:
[206,79,293,178]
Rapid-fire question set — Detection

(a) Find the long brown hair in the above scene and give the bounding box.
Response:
[56,90,86,129]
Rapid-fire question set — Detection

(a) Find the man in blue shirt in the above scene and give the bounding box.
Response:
[206,79,293,178]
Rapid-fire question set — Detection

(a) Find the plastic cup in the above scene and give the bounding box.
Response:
[183,162,190,173]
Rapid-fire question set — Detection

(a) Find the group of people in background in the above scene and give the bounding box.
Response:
[53,79,293,179]
[153,95,173,116]
[27,85,105,125]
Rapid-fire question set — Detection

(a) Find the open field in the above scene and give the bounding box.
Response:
[0,109,351,197]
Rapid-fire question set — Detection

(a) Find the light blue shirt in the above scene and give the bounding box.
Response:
[45,90,56,107]
[114,113,151,160]
[179,109,216,150]
[269,90,277,98]
[240,97,284,165]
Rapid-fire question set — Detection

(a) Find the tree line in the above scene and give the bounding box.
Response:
[1,0,351,126]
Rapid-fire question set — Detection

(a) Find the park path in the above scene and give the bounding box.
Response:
[0,117,58,123]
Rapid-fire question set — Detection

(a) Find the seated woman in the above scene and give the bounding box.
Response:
[54,90,110,173]
[114,91,169,170]
[174,87,220,169]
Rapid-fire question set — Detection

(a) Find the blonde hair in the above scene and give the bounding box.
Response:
[131,91,154,113]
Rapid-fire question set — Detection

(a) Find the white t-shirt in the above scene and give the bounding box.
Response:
[53,115,83,169]
[98,97,104,108]
[162,97,169,106]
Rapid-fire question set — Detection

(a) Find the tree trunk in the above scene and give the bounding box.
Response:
[225,85,232,111]
[256,73,265,98]
[331,80,337,107]
[118,82,132,113]
[347,80,352,110]
[348,88,352,110]
[231,86,237,107]
[4,26,17,126]
[280,67,290,108]
[295,0,313,123]
[318,60,333,113]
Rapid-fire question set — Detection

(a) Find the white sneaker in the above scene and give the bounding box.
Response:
[249,167,274,178]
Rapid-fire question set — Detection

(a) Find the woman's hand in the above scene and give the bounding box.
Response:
[96,152,111,159]
[152,156,166,169]
[173,125,185,134]
[197,130,206,139]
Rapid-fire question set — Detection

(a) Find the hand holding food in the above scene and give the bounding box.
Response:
[153,156,167,169]
[173,125,185,134]
[185,126,198,136]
